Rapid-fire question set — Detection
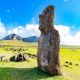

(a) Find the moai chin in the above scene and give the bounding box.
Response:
[37,5,61,75]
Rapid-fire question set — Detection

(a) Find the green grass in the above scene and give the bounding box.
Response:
[0,40,80,80]
[0,40,37,47]
[0,61,68,80]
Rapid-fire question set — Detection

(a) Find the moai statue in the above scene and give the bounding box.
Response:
[37,5,61,75]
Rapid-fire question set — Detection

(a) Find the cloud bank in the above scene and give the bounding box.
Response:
[0,21,80,45]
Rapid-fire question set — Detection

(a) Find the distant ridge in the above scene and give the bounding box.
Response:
[2,34,23,41]
[23,36,39,42]
[2,34,39,42]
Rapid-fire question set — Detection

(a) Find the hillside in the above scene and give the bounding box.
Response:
[23,36,39,42]
[2,34,23,41]
[0,40,80,80]
[0,40,38,47]
[2,34,39,42]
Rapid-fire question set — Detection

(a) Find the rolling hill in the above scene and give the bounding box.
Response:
[23,36,39,42]
[2,34,39,42]
[2,34,23,41]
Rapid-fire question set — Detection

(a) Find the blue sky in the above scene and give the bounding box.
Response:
[0,0,80,28]
[0,0,80,45]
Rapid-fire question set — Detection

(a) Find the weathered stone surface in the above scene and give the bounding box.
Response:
[10,53,29,62]
[37,5,61,75]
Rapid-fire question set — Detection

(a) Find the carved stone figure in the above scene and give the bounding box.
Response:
[37,5,61,75]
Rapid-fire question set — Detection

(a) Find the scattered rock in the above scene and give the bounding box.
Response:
[65,61,69,63]
[4,59,10,62]
[10,55,16,61]
[26,53,37,59]
[65,61,72,65]
[0,56,5,61]
[69,62,72,65]
[10,53,29,62]
[63,65,69,67]
[75,64,79,66]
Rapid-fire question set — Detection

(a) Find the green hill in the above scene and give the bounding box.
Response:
[0,40,37,47]
[0,40,80,80]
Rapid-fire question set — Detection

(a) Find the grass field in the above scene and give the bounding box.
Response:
[0,40,80,80]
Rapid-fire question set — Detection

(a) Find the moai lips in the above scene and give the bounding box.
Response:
[37,5,61,75]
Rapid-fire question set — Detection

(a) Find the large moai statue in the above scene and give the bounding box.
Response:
[37,5,61,75]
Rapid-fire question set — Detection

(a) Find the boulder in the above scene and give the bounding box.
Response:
[37,5,61,75]
[10,53,29,62]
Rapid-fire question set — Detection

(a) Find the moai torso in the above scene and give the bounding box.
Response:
[37,5,61,75]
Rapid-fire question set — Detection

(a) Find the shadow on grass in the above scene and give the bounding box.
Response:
[0,67,62,80]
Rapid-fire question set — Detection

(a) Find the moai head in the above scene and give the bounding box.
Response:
[39,5,55,34]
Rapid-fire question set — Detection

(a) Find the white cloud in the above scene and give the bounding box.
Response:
[0,21,80,45]
[0,22,6,39]
[55,25,70,36]
[25,24,40,37]
[54,25,80,45]
[8,24,40,38]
